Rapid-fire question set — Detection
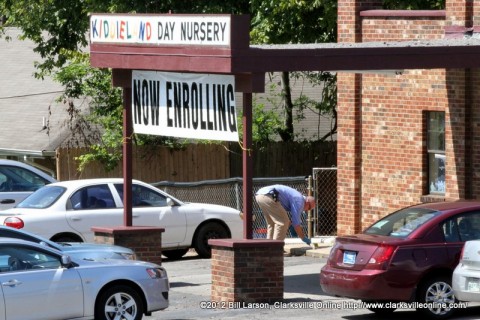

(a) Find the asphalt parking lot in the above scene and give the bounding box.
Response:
[156,249,335,320]
[148,245,480,320]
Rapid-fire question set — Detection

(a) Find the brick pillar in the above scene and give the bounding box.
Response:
[337,0,381,235]
[445,0,474,37]
[337,73,362,236]
[92,226,164,265]
[209,239,284,304]
[474,0,480,28]
[446,0,473,27]
[338,0,382,42]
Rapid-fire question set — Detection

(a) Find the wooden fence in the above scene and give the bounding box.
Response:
[56,141,336,182]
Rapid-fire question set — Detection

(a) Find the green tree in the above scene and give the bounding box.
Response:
[0,0,250,170]
[0,0,249,75]
[383,0,444,9]
[0,0,442,170]
[250,0,337,142]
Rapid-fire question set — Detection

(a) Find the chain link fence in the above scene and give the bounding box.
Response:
[313,168,337,236]
[152,168,337,238]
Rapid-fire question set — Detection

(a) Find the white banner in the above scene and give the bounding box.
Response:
[132,71,238,141]
[90,15,231,46]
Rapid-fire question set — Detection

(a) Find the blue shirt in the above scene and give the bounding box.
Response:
[256,184,304,226]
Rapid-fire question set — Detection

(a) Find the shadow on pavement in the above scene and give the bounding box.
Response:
[162,252,203,262]
[170,281,202,288]
[284,272,327,296]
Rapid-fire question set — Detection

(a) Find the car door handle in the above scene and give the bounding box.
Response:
[0,199,15,204]
[2,279,22,287]
[70,216,81,221]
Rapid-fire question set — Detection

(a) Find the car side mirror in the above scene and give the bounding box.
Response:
[166,198,175,207]
[61,255,72,267]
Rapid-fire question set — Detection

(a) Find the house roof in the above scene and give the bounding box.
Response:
[0,28,75,158]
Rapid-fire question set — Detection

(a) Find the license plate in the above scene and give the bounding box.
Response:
[343,251,356,265]
[467,278,480,292]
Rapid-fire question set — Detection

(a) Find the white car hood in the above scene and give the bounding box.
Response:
[73,257,158,268]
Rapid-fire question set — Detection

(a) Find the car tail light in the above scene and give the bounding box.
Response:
[326,243,341,266]
[4,217,24,229]
[365,244,395,270]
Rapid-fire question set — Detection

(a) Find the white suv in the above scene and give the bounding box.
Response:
[0,160,56,210]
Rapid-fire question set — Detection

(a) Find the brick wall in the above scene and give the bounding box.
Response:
[362,12,445,41]
[359,70,453,227]
[337,2,480,234]
[361,10,447,226]
[469,70,480,199]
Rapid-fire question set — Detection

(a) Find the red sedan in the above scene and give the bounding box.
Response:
[320,200,480,319]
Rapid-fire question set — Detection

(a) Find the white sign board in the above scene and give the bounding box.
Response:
[90,15,231,46]
[132,71,238,141]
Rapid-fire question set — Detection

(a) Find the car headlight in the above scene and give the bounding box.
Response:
[119,252,137,260]
[146,267,168,279]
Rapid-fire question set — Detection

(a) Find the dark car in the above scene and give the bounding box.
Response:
[320,200,480,319]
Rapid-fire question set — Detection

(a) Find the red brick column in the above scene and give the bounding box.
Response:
[337,0,382,236]
[92,226,164,265]
[209,239,284,304]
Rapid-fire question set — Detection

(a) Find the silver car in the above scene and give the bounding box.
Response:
[0,160,56,210]
[0,238,169,320]
[0,225,136,260]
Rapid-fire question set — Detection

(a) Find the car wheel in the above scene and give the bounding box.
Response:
[416,275,456,320]
[194,222,229,258]
[95,285,143,320]
[163,248,189,260]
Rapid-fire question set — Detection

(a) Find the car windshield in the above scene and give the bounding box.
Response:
[364,207,441,238]
[0,165,52,192]
[16,186,66,209]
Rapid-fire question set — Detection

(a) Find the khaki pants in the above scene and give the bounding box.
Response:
[255,194,290,240]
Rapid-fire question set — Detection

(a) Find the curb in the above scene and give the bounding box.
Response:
[284,236,334,259]
[285,244,332,259]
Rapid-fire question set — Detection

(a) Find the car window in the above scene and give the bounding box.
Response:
[70,184,116,210]
[442,212,480,242]
[114,184,169,207]
[364,207,441,238]
[0,245,61,272]
[0,229,41,243]
[0,165,51,192]
[16,186,66,209]
[0,229,61,250]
